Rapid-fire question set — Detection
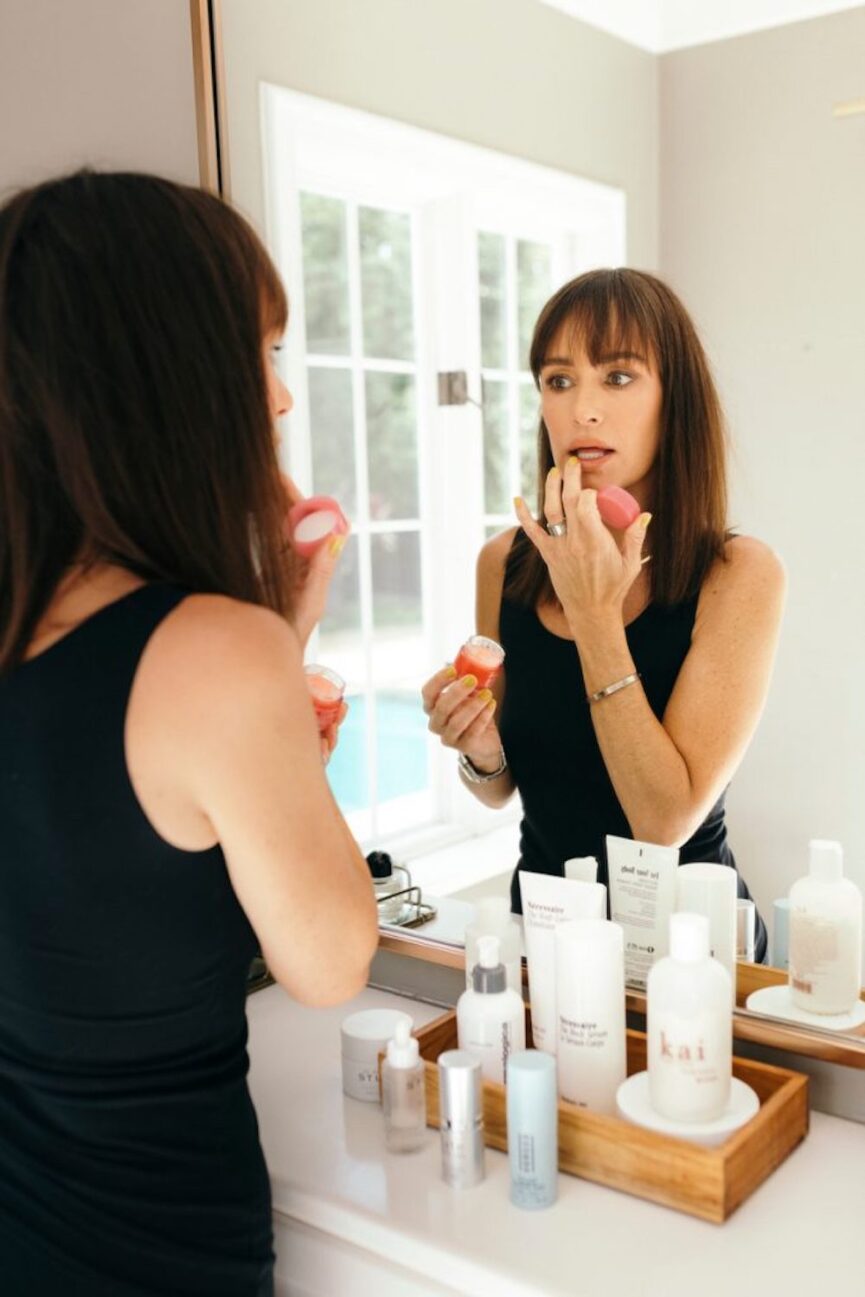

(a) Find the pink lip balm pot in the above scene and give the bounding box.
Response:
[303,665,346,733]
[288,496,349,558]
[596,486,641,530]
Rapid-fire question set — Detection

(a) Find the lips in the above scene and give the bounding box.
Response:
[567,445,614,466]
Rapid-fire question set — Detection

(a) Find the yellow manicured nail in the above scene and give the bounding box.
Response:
[329,534,346,557]
[547,465,559,479]
[444,664,457,679]
[477,687,493,703]
[486,699,497,714]
[639,512,652,530]
[567,455,579,468]
[461,674,478,689]
[513,496,524,512]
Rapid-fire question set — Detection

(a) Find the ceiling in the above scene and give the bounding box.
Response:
[537,0,864,52]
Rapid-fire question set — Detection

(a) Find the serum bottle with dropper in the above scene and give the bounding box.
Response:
[381,1019,427,1153]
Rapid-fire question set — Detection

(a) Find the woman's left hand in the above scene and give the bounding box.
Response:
[321,700,349,766]
[514,457,650,635]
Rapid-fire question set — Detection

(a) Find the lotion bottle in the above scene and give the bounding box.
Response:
[457,935,526,1084]
[381,1019,427,1152]
[647,912,732,1123]
[789,839,863,1014]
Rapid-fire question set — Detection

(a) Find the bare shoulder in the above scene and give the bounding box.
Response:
[139,593,302,705]
[696,535,786,628]
[477,526,518,583]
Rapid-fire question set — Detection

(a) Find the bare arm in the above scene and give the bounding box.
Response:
[144,597,379,1006]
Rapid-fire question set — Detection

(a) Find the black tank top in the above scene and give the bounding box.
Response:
[0,585,273,1296]
[498,539,767,959]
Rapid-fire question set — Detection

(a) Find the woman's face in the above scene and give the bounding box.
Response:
[538,325,663,508]
[263,332,293,430]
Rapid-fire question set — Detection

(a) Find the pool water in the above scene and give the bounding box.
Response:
[327,691,429,812]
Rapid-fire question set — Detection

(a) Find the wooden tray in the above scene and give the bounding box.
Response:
[415,1008,808,1223]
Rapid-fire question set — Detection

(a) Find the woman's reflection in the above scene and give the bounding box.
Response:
[422,269,785,961]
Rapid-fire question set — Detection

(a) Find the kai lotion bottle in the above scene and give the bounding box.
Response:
[789,839,863,1014]
[647,912,732,1123]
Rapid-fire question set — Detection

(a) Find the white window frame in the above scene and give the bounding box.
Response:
[260,85,626,862]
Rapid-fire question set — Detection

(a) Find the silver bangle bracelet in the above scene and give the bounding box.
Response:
[587,672,641,705]
[458,748,508,784]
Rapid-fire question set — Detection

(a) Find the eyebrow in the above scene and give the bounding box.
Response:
[540,351,648,368]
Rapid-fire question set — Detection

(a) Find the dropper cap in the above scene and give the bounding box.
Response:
[472,934,506,993]
[669,912,710,963]
[809,839,843,883]
[386,1018,419,1068]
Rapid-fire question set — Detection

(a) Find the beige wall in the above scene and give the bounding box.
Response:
[660,7,865,915]
[0,0,200,197]
[219,0,659,269]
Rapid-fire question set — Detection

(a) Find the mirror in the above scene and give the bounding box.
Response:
[203,1,865,1059]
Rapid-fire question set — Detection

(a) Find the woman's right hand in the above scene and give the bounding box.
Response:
[281,473,347,650]
[421,666,503,770]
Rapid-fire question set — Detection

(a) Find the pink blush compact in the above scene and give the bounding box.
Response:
[596,486,641,530]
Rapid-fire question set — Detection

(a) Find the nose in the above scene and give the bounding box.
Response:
[271,372,293,419]
[571,394,601,426]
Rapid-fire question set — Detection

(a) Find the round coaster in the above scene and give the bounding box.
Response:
[616,1071,759,1147]
[745,983,865,1032]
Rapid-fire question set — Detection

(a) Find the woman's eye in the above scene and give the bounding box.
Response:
[545,374,571,391]
[607,370,634,388]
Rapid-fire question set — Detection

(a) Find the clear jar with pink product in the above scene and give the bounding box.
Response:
[303,664,345,733]
[453,635,505,689]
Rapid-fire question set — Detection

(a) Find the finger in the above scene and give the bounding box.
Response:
[439,689,495,746]
[623,510,652,574]
[334,700,349,728]
[542,465,564,525]
[421,664,458,715]
[513,496,548,551]
[427,674,483,737]
[561,455,583,526]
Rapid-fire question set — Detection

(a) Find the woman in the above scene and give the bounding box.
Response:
[0,172,378,1295]
[423,269,784,959]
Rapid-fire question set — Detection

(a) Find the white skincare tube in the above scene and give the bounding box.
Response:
[676,862,738,994]
[606,836,679,991]
[555,919,627,1115]
[518,872,606,1055]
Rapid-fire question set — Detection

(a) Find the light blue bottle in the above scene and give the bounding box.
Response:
[506,1050,558,1210]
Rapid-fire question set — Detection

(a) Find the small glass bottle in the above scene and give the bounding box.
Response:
[381,1020,427,1152]
[366,851,411,924]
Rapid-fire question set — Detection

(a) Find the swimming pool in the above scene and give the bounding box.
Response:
[327,691,429,812]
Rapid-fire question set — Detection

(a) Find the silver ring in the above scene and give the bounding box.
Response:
[546,520,567,537]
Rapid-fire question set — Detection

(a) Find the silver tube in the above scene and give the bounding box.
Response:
[438,1050,485,1188]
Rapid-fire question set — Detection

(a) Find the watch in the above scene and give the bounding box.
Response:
[458,748,508,783]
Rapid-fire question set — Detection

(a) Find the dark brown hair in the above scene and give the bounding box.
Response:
[505,267,729,609]
[0,169,292,673]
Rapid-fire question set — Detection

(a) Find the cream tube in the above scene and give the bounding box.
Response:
[676,862,738,995]
[555,919,627,1115]
[518,871,607,1055]
[606,836,679,991]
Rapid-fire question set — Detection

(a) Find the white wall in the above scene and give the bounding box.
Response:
[219,0,659,270]
[0,0,200,196]
[660,7,865,916]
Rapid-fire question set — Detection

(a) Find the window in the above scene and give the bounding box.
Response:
[262,87,625,854]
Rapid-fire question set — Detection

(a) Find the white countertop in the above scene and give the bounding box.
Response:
[247,984,861,1297]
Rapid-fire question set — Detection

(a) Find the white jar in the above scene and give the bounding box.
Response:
[647,912,732,1123]
[340,1008,413,1102]
[789,840,862,1015]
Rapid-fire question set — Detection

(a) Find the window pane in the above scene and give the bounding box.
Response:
[520,383,540,502]
[326,692,369,812]
[300,193,350,355]
[482,378,509,515]
[366,372,418,520]
[318,533,362,650]
[371,531,422,632]
[478,231,507,370]
[308,366,357,519]
[359,208,414,361]
[375,690,428,804]
[517,240,552,370]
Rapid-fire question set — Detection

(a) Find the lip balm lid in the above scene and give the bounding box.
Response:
[438,1050,482,1126]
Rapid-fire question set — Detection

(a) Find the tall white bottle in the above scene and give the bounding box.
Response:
[789,840,863,1014]
[457,935,526,1085]
[464,897,522,994]
[647,913,732,1123]
[555,919,626,1115]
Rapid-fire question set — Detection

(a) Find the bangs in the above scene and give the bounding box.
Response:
[530,270,659,380]
[257,252,288,336]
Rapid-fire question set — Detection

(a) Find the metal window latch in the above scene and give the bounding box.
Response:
[437,370,481,409]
